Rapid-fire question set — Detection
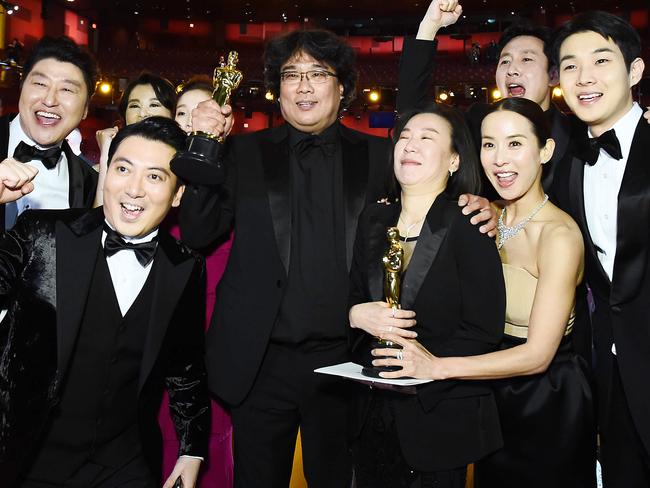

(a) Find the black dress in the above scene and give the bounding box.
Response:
[474,264,596,488]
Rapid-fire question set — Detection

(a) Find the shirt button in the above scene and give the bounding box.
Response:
[24,204,30,209]
[110,356,118,364]
[276,280,283,288]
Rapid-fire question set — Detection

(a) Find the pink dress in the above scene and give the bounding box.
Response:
[158,210,234,487]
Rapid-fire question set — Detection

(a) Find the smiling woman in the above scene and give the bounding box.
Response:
[348,103,504,488]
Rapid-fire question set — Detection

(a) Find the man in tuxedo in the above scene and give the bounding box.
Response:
[0,117,210,487]
[398,0,578,203]
[179,29,391,487]
[551,11,649,487]
[0,36,98,231]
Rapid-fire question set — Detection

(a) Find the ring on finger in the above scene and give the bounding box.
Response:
[391,308,395,318]
[396,350,403,361]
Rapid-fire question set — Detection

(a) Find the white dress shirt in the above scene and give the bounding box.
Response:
[583,103,642,281]
[583,102,642,356]
[5,116,70,229]
[102,224,158,316]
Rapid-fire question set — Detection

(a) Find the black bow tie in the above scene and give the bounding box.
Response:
[103,225,158,267]
[13,140,62,169]
[577,129,623,166]
[295,135,337,157]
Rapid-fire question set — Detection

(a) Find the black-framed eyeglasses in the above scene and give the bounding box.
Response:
[279,70,338,84]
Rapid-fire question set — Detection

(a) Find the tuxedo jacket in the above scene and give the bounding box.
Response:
[0,114,98,232]
[180,123,391,405]
[349,196,505,471]
[557,117,650,455]
[0,208,210,483]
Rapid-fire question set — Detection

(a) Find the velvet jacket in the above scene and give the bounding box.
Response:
[0,208,210,483]
[349,196,506,471]
[0,114,98,232]
[179,122,391,406]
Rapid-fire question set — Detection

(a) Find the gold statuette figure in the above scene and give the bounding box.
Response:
[212,51,244,108]
[170,51,244,185]
[383,227,404,311]
[362,227,405,378]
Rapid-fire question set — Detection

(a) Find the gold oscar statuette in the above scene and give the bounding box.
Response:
[362,227,405,378]
[212,51,244,110]
[170,51,244,185]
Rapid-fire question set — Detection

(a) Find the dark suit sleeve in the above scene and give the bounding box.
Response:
[418,212,505,412]
[444,212,505,354]
[396,37,438,113]
[164,258,211,458]
[179,144,236,250]
[0,212,34,300]
[348,206,372,352]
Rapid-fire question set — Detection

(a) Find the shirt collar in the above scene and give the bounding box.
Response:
[288,120,340,148]
[102,220,159,244]
[588,102,642,161]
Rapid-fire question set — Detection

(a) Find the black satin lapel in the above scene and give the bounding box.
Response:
[400,202,449,310]
[367,206,399,302]
[341,131,369,271]
[138,237,195,391]
[611,120,650,305]
[55,221,102,375]
[568,156,603,272]
[64,141,85,208]
[262,137,291,272]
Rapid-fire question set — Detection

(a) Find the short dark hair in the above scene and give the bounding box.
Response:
[107,116,187,164]
[486,97,551,148]
[118,72,177,121]
[22,36,97,102]
[388,104,482,200]
[264,29,358,109]
[499,21,551,56]
[551,11,641,71]
[175,75,213,112]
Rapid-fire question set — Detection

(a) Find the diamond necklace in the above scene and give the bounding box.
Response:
[497,194,549,250]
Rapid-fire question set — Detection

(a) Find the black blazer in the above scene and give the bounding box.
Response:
[558,116,650,455]
[349,196,505,471]
[179,123,391,406]
[0,114,98,232]
[0,208,210,483]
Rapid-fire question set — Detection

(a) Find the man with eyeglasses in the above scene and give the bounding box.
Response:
[178,29,390,487]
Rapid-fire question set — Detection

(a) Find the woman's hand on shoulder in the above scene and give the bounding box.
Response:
[349,301,417,339]
[458,193,497,237]
[372,334,448,380]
